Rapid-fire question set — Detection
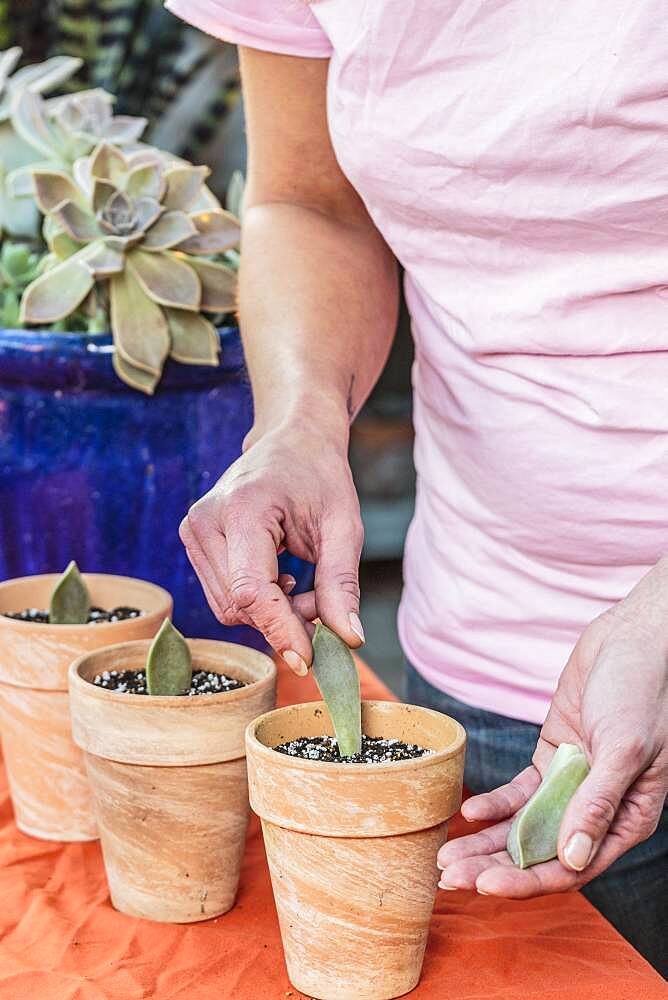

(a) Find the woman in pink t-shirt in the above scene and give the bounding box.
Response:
[170,0,667,971]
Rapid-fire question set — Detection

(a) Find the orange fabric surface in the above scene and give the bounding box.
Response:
[0,659,665,1000]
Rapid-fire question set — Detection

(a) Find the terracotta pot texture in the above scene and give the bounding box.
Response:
[246,701,466,1000]
[0,573,172,841]
[69,638,276,923]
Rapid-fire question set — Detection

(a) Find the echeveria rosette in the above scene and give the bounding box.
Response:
[19,141,241,394]
[6,88,148,197]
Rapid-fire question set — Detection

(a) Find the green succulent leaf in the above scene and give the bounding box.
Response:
[110,265,170,376]
[166,308,220,366]
[311,623,362,759]
[33,169,84,213]
[128,249,200,310]
[92,178,117,214]
[125,163,165,202]
[187,257,237,313]
[52,200,101,242]
[90,142,127,185]
[43,216,81,260]
[20,250,94,324]
[145,618,192,696]
[49,560,90,625]
[176,210,240,255]
[163,165,210,212]
[507,744,590,868]
[10,89,60,159]
[112,351,160,395]
[142,211,197,251]
[83,239,125,277]
[11,55,83,97]
[226,170,245,221]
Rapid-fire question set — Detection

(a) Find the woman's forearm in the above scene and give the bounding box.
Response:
[238,200,399,445]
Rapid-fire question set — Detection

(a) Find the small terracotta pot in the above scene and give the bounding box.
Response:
[69,638,276,923]
[246,700,466,1000]
[0,573,172,841]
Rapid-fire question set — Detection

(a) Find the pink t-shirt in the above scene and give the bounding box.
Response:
[167,0,668,724]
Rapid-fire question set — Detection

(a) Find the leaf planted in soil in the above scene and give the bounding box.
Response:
[507,743,590,868]
[49,561,90,625]
[311,623,362,759]
[145,618,192,696]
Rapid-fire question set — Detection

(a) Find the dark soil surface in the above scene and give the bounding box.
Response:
[91,668,246,696]
[3,606,142,625]
[273,734,433,763]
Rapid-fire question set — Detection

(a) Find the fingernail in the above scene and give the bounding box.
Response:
[438,882,458,891]
[349,612,365,643]
[283,650,308,677]
[564,832,594,871]
[436,862,445,871]
[476,888,490,896]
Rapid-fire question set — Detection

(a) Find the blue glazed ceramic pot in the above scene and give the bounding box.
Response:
[0,326,313,647]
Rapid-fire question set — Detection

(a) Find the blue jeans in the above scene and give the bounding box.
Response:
[405,662,668,978]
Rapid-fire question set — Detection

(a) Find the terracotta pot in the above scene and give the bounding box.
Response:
[69,638,276,923]
[246,700,466,1000]
[0,573,172,841]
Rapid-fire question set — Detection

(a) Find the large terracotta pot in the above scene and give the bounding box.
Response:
[0,573,172,841]
[69,638,276,923]
[246,700,466,1000]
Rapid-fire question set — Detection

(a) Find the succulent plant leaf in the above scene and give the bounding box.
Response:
[32,168,84,213]
[146,618,192,696]
[0,48,22,90]
[166,309,220,366]
[12,56,83,97]
[43,216,86,260]
[104,115,148,145]
[128,249,201,310]
[311,623,362,759]
[110,266,170,376]
[142,210,197,251]
[133,196,163,233]
[83,239,125,277]
[92,178,118,214]
[507,744,590,868]
[125,163,164,201]
[112,350,159,394]
[226,170,245,221]
[52,200,101,242]
[187,257,237,313]
[163,164,210,212]
[10,88,60,159]
[90,141,127,185]
[176,210,240,255]
[20,250,94,323]
[49,560,90,625]
[5,163,43,198]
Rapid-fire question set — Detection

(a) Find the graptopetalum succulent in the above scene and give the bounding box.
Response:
[19,141,240,393]
[0,47,83,237]
[6,88,148,197]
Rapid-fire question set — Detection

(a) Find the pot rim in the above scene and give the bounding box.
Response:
[0,573,172,637]
[69,636,276,710]
[245,699,466,776]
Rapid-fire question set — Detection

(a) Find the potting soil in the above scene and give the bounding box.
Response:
[91,668,246,696]
[273,734,433,763]
[3,606,142,625]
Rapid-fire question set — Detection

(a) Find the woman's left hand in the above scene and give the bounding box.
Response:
[437,559,668,897]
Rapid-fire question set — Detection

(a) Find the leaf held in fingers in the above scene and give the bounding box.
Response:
[49,560,90,625]
[311,623,362,758]
[507,743,590,868]
[146,618,192,696]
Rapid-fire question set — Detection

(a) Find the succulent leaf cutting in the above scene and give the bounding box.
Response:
[49,560,90,625]
[311,623,362,758]
[507,743,590,868]
[145,618,193,696]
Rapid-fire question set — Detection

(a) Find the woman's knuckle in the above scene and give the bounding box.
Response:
[229,575,262,610]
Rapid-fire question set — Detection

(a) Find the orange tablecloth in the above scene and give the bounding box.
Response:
[0,659,665,1000]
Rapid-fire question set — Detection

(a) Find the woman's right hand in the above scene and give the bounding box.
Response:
[179,420,365,675]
